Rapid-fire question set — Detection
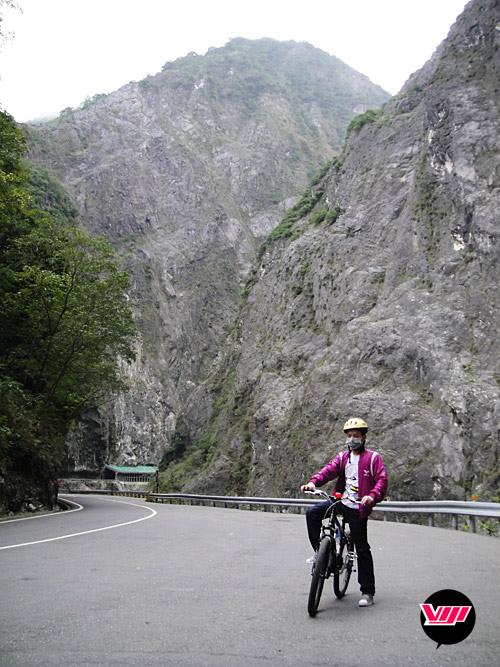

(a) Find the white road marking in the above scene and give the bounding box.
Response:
[0,497,157,550]
[0,497,84,523]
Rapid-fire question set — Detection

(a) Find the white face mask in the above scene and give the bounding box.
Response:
[346,437,363,450]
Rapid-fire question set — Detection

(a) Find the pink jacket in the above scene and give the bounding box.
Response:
[310,448,388,519]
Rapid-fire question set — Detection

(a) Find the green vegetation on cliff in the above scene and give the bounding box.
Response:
[161,37,389,146]
[0,112,136,513]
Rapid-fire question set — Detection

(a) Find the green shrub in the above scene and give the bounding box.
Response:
[310,210,326,225]
[325,205,343,224]
[347,109,382,135]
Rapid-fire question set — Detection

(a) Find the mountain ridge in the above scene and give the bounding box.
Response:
[175,0,500,500]
[23,0,500,502]
[24,37,390,478]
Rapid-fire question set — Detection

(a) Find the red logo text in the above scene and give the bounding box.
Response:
[420,604,471,626]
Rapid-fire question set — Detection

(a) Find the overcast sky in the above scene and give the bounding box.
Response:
[0,0,469,123]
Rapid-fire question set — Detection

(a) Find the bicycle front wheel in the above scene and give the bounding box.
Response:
[333,535,354,598]
[307,537,331,617]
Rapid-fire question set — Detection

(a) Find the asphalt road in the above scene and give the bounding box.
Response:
[1,494,499,667]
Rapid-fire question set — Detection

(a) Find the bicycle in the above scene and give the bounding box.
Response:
[304,490,356,617]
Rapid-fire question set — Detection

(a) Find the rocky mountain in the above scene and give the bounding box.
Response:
[24,0,500,503]
[177,0,500,501]
[24,38,389,475]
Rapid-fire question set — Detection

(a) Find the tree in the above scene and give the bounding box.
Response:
[0,111,135,512]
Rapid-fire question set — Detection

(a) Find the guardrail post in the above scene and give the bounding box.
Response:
[452,515,458,530]
[428,514,434,527]
[468,516,476,533]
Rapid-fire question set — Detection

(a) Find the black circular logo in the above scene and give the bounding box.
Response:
[420,589,475,648]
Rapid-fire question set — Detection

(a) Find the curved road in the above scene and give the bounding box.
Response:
[1,494,499,666]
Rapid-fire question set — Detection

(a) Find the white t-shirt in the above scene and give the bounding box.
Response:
[342,453,360,509]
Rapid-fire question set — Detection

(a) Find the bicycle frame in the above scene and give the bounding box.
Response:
[307,490,350,575]
[305,490,357,615]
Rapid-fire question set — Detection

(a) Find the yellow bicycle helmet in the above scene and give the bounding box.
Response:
[343,417,368,434]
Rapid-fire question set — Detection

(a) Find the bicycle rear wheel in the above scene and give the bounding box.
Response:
[307,538,331,617]
[333,534,354,598]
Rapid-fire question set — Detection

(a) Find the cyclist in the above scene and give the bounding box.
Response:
[300,417,388,607]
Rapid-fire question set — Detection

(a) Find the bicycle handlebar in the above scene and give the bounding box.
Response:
[304,489,342,501]
[304,490,361,503]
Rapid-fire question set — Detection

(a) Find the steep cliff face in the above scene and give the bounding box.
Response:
[25,38,389,473]
[184,0,500,500]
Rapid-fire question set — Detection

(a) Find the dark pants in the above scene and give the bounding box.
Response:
[306,500,375,596]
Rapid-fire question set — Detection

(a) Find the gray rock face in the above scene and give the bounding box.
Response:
[25,38,389,474]
[184,0,500,500]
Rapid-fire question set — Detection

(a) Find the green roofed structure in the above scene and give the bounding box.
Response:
[103,465,157,483]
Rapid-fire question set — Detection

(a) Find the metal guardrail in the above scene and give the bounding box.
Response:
[146,493,500,535]
[61,489,149,498]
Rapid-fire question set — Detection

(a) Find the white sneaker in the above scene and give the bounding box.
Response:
[359,594,374,607]
[306,552,318,565]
